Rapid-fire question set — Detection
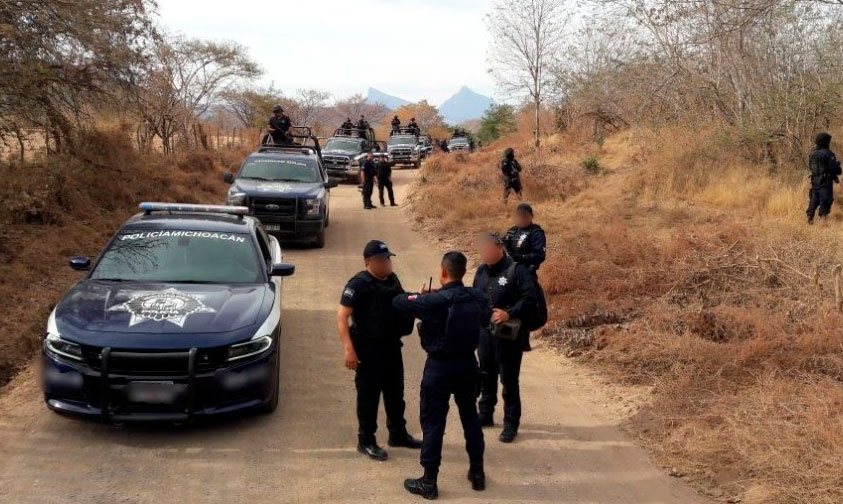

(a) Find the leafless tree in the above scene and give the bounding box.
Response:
[486,0,570,147]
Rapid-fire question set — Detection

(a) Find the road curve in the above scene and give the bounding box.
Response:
[0,170,706,504]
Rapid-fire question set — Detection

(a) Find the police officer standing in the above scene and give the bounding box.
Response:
[807,132,842,224]
[391,115,401,134]
[474,233,537,443]
[267,105,292,144]
[336,240,422,461]
[341,117,354,135]
[393,251,488,499]
[377,155,397,207]
[358,115,370,138]
[361,153,378,210]
[503,203,547,351]
[408,117,420,136]
[501,147,523,203]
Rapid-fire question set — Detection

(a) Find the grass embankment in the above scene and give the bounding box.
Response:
[0,128,242,387]
[409,128,843,504]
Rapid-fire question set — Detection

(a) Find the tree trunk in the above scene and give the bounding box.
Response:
[534,95,541,149]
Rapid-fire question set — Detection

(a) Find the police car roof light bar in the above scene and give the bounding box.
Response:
[139,202,249,218]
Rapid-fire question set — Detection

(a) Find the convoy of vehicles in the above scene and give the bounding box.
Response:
[42,203,296,421]
[40,118,468,423]
[448,134,474,153]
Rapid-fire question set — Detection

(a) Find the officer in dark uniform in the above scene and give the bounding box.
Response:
[393,251,488,499]
[391,115,401,134]
[807,132,842,224]
[361,153,378,210]
[358,115,370,138]
[267,105,292,144]
[474,233,537,443]
[501,147,523,203]
[341,117,354,135]
[336,240,422,461]
[408,118,420,136]
[503,203,547,351]
[377,155,396,207]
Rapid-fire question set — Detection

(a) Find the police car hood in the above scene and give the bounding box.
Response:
[233,179,324,199]
[55,280,271,347]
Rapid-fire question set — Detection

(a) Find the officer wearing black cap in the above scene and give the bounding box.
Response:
[336,240,422,461]
[267,105,292,144]
[393,251,489,499]
[474,232,538,443]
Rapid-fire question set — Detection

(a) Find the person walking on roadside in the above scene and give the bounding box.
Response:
[503,203,548,352]
[361,153,378,210]
[501,148,523,203]
[474,233,538,443]
[336,240,422,461]
[807,132,842,224]
[377,155,397,207]
[393,251,489,499]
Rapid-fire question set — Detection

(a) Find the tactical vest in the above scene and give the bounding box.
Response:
[351,272,412,340]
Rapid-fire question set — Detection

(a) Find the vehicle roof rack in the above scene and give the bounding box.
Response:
[259,124,323,160]
[391,126,420,137]
[139,202,249,218]
[333,127,376,142]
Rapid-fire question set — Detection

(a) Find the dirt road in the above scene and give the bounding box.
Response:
[0,171,706,504]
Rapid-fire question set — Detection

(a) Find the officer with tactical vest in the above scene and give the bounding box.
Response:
[474,233,538,444]
[503,203,547,351]
[807,132,842,224]
[336,240,422,461]
[393,251,489,500]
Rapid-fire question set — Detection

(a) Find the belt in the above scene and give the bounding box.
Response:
[428,351,476,361]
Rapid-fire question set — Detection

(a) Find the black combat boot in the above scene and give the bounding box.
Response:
[357,442,388,461]
[388,432,423,449]
[467,463,486,491]
[479,414,494,427]
[404,467,439,500]
[499,425,517,443]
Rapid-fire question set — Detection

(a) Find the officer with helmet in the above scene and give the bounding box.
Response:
[267,105,291,144]
[336,240,422,461]
[393,251,489,499]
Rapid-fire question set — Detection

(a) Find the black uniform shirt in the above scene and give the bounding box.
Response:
[808,147,842,187]
[341,271,409,347]
[362,159,377,179]
[505,224,547,272]
[377,160,392,180]
[501,158,521,178]
[473,255,537,321]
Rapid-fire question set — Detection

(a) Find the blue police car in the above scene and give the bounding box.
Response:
[41,203,295,422]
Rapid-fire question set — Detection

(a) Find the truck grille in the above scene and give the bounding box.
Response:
[82,347,227,376]
[251,197,297,216]
[323,155,350,167]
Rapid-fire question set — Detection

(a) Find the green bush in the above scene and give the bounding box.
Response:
[581,155,601,174]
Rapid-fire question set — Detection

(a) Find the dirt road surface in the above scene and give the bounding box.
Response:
[0,171,706,504]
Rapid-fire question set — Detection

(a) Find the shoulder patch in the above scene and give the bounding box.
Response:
[342,287,355,299]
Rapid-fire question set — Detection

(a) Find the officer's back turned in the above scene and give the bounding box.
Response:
[393,251,489,499]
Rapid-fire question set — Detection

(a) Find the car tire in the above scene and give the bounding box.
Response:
[324,210,330,228]
[313,228,326,249]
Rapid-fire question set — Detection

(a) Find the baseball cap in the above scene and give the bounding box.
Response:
[363,240,396,258]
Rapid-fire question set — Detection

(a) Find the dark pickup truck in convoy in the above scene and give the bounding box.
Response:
[224,127,337,248]
[322,127,377,183]
[448,135,474,153]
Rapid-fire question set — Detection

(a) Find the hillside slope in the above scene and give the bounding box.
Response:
[409,132,843,504]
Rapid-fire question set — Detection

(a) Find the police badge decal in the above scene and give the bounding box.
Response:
[108,288,216,327]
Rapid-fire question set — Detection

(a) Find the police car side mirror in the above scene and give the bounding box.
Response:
[270,262,295,277]
[324,180,338,189]
[69,256,91,270]
[223,172,234,184]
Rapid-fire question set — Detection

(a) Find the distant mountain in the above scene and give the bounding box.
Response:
[439,86,493,125]
[365,88,411,110]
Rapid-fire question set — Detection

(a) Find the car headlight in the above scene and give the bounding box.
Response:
[226,335,272,362]
[45,331,83,362]
[228,190,247,205]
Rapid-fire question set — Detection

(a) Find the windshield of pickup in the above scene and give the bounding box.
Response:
[450,137,469,145]
[389,135,416,146]
[91,231,263,283]
[239,156,321,183]
[325,138,362,151]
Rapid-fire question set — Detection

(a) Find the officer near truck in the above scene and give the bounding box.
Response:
[336,240,422,461]
[393,251,489,499]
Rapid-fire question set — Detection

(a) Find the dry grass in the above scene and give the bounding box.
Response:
[410,126,843,503]
[0,126,241,386]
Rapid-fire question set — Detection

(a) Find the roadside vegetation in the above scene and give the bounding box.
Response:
[407,1,843,503]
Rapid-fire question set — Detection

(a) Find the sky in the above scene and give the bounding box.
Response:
[155,0,497,106]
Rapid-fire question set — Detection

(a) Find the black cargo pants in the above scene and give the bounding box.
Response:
[354,341,409,445]
[477,329,525,430]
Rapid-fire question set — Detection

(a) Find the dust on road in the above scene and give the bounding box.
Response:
[0,170,706,504]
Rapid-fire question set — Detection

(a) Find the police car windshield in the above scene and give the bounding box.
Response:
[450,138,468,145]
[389,136,416,145]
[240,157,320,183]
[91,231,263,284]
[325,139,362,151]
